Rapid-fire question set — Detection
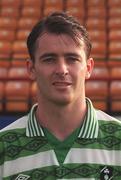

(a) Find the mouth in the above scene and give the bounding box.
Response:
[52,82,72,87]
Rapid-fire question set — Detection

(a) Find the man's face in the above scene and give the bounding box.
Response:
[27,33,94,106]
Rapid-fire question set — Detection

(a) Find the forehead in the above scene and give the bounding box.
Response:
[35,32,85,53]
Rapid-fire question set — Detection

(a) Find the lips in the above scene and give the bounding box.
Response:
[52,82,72,86]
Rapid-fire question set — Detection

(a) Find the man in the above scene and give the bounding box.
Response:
[0,12,121,179]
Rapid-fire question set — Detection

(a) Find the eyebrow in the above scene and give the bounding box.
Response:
[39,53,57,59]
[39,52,81,60]
[64,53,81,58]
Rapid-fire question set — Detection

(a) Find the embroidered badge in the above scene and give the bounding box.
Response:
[100,166,113,180]
[15,174,30,180]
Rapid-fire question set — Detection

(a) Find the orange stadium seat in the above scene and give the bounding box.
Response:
[18,18,38,30]
[65,7,85,22]
[0,30,15,42]
[22,0,43,7]
[66,0,84,7]
[43,7,63,17]
[11,58,28,67]
[86,81,108,111]
[12,41,28,53]
[16,30,30,41]
[65,0,85,21]
[31,82,37,104]
[88,30,107,41]
[108,18,121,29]
[44,0,63,8]
[0,67,8,80]
[91,66,109,80]
[86,81,108,98]
[0,60,11,68]
[0,41,12,59]
[87,0,106,7]
[109,30,121,41]
[94,61,108,67]
[108,0,121,7]
[8,67,29,80]
[110,81,121,112]
[87,7,107,18]
[91,41,107,59]
[5,81,30,112]
[43,0,64,16]
[0,18,17,30]
[0,82,5,111]
[110,67,121,80]
[12,41,29,60]
[108,41,121,59]
[86,18,107,30]
[1,7,21,18]
[12,53,29,60]
[21,7,42,18]
[108,60,121,68]
[1,0,21,7]
[108,7,121,18]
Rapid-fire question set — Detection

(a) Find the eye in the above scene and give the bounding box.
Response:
[67,56,80,63]
[42,57,56,63]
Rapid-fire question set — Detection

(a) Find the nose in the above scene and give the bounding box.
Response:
[55,58,69,76]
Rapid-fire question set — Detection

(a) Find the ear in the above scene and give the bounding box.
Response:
[86,57,94,79]
[26,59,36,80]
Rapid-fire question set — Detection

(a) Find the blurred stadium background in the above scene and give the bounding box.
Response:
[0,0,121,129]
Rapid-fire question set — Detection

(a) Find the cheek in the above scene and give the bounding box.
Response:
[36,69,51,86]
[36,75,48,94]
[75,70,87,86]
[76,64,87,76]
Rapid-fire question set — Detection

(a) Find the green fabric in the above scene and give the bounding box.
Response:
[43,126,80,164]
[1,98,121,179]
[26,98,99,139]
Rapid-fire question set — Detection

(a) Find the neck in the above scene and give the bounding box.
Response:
[36,98,87,140]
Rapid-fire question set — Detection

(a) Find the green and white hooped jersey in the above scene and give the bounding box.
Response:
[0,98,121,179]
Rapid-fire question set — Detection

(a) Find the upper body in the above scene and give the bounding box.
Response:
[1,99,121,179]
[0,11,121,179]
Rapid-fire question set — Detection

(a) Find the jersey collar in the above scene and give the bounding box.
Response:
[26,98,99,139]
[78,98,99,138]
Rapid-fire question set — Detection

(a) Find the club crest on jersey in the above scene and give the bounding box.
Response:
[100,166,113,180]
[15,174,30,180]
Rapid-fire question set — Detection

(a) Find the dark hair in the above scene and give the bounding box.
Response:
[27,11,92,62]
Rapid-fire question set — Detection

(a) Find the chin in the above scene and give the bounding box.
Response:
[52,97,72,106]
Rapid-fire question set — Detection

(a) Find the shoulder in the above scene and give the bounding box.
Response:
[0,115,28,134]
[95,109,121,125]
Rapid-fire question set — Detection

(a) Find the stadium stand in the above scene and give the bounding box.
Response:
[0,30,15,42]
[8,67,29,80]
[23,0,43,7]
[18,18,39,30]
[0,0,121,129]
[0,17,18,30]
[0,67,8,80]
[110,81,121,112]
[0,82,5,112]
[31,82,38,105]
[12,40,29,60]
[0,41,12,59]
[65,0,85,23]
[0,0,21,7]
[5,81,30,112]
[43,0,64,16]
[86,81,109,111]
